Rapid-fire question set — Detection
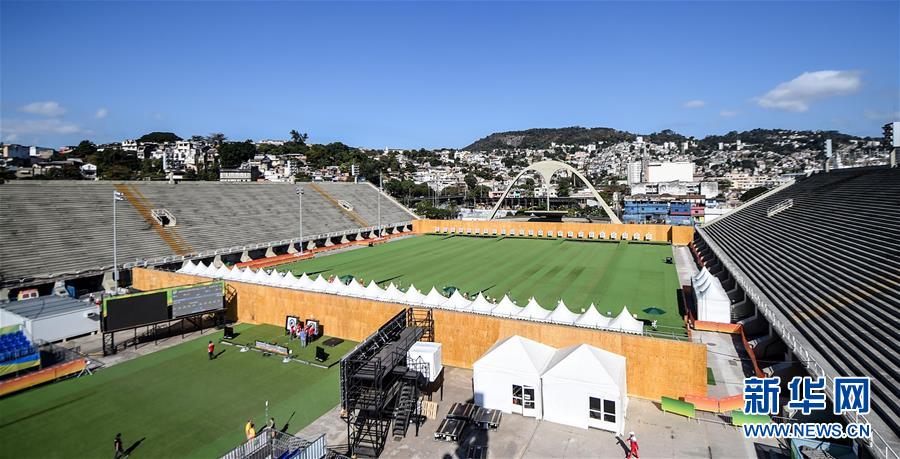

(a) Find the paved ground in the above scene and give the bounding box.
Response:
[298,366,785,459]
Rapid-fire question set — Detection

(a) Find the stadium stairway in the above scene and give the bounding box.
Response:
[308,182,371,227]
[114,184,194,256]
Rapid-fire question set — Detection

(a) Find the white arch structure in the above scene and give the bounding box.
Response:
[489,160,621,223]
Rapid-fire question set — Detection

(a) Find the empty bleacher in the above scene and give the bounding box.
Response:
[0,181,416,286]
[695,166,900,450]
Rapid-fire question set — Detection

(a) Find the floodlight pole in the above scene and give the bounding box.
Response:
[112,191,124,287]
[296,186,304,255]
[377,173,382,237]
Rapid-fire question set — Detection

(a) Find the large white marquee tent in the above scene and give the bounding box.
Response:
[472,336,555,419]
[692,267,731,323]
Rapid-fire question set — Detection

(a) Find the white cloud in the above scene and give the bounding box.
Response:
[20,101,67,117]
[757,70,862,112]
[720,110,740,117]
[95,108,109,119]
[0,119,84,139]
[682,100,706,109]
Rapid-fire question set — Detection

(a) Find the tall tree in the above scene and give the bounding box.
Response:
[217,140,257,168]
[289,130,309,145]
[207,133,226,145]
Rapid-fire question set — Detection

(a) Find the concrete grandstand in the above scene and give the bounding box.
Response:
[691,165,900,457]
[0,181,416,296]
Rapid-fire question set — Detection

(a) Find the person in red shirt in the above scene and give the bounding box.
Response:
[289,324,296,341]
[208,340,215,360]
[626,432,639,458]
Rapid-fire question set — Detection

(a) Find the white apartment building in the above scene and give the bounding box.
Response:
[646,161,694,183]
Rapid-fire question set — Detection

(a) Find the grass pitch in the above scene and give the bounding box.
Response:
[278,235,684,331]
[0,324,355,458]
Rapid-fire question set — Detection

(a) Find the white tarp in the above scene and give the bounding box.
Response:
[491,295,523,317]
[575,303,611,329]
[693,267,732,323]
[403,284,425,305]
[469,293,495,314]
[542,344,628,434]
[473,336,555,419]
[422,287,448,308]
[518,297,550,321]
[547,300,579,324]
[607,306,644,334]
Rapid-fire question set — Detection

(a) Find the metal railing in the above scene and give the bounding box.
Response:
[220,430,326,459]
[766,199,794,217]
[696,227,898,459]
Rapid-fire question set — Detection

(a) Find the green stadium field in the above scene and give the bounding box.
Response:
[278,234,684,332]
[0,324,356,458]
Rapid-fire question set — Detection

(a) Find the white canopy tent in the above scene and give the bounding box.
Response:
[469,293,496,314]
[402,285,425,305]
[381,283,406,303]
[345,279,368,297]
[311,275,331,292]
[575,303,611,329]
[179,260,197,274]
[692,267,732,323]
[542,344,628,434]
[518,297,550,321]
[214,265,231,278]
[363,280,384,299]
[421,287,448,308]
[444,290,473,311]
[491,295,523,317]
[280,272,298,289]
[607,306,644,334]
[473,336,555,419]
[296,273,315,290]
[547,300,579,324]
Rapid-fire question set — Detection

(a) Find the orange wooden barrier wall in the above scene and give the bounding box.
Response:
[133,268,708,400]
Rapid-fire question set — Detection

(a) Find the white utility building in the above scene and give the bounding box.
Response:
[472,336,555,419]
[541,344,628,434]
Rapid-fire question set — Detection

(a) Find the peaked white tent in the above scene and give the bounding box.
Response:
[491,295,524,317]
[381,283,405,303]
[345,280,368,297]
[607,306,644,334]
[214,265,231,278]
[327,278,347,295]
[179,260,197,274]
[575,303,611,329]
[296,273,315,290]
[469,293,496,314]
[542,344,628,434]
[692,267,731,323]
[402,285,425,305]
[253,269,272,285]
[363,280,384,299]
[547,300,579,324]
[239,268,256,283]
[266,270,283,286]
[201,263,219,277]
[518,297,551,321]
[223,266,241,281]
[311,275,331,292]
[421,287,448,308]
[444,290,472,311]
[473,336,556,419]
[280,272,298,289]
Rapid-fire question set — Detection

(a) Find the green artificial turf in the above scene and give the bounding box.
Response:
[0,324,355,459]
[278,235,684,332]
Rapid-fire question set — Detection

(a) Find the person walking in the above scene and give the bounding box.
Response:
[113,433,124,458]
[299,326,307,348]
[208,340,215,360]
[626,432,639,458]
[289,323,296,341]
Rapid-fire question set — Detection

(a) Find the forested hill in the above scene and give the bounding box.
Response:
[463,127,635,151]
[463,126,871,152]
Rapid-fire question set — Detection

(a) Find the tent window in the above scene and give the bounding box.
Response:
[512,385,523,406]
[589,397,616,423]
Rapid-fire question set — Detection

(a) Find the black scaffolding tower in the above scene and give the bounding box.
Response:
[339,308,434,457]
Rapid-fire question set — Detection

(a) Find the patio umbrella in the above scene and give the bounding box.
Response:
[642,307,666,315]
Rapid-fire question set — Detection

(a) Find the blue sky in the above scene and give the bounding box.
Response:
[2,1,898,148]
